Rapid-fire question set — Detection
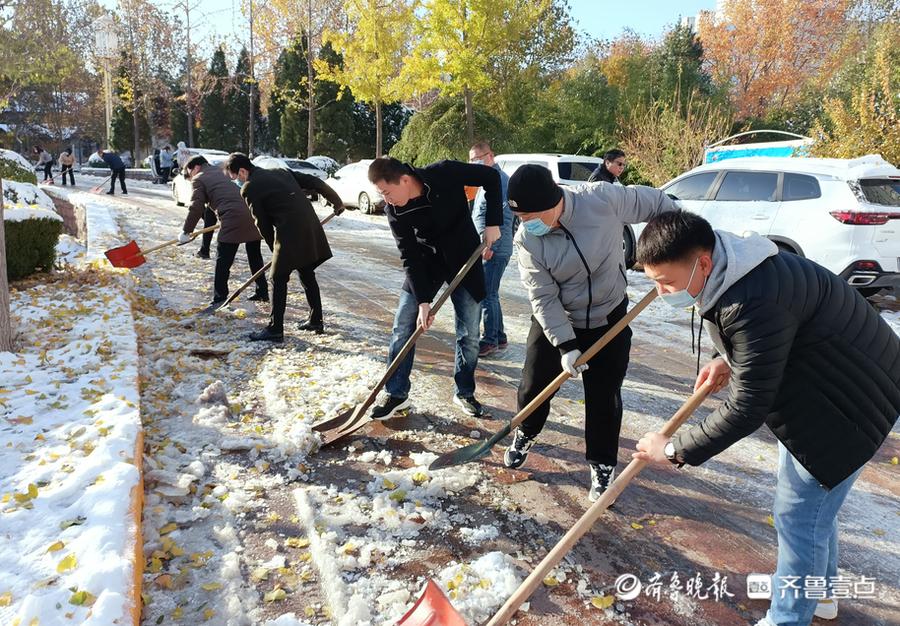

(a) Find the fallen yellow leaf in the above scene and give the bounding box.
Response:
[201,582,222,591]
[56,553,77,573]
[264,588,287,602]
[542,576,560,587]
[630,522,644,530]
[591,595,615,609]
[159,522,178,535]
[0,591,11,607]
[46,541,65,553]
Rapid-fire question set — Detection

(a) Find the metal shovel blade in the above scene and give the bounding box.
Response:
[312,405,357,434]
[396,579,467,626]
[104,240,146,268]
[428,423,512,471]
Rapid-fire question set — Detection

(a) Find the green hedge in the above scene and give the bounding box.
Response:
[4,217,62,280]
[0,157,38,185]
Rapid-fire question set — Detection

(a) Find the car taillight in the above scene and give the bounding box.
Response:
[854,260,880,271]
[829,211,892,225]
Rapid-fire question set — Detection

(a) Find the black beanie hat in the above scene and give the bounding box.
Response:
[507,164,563,213]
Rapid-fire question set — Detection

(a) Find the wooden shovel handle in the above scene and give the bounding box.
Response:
[485,383,713,626]
[355,242,488,418]
[508,288,657,432]
[129,223,220,259]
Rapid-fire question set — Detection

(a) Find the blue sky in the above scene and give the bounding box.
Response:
[568,0,717,42]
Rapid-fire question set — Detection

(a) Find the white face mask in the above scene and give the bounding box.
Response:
[659,257,706,309]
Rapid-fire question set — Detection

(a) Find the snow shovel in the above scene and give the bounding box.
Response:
[313,242,488,445]
[482,383,713,626]
[104,224,220,268]
[215,209,342,312]
[396,579,467,626]
[428,288,658,471]
[90,175,113,194]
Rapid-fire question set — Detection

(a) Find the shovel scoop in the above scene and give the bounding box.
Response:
[104,240,147,268]
[396,579,466,626]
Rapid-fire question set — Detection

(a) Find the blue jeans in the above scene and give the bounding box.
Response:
[766,442,863,626]
[480,253,510,346]
[385,287,481,399]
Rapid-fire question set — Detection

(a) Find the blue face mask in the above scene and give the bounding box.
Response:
[233,178,244,189]
[660,257,706,308]
[523,217,553,236]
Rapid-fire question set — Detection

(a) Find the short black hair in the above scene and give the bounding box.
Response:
[368,157,411,184]
[603,149,625,162]
[636,211,716,266]
[224,152,254,174]
[185,154,208,170]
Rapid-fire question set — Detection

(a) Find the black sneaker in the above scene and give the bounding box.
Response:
[247,291,269,302]
[298,320,324,334]
[504,428,536,468]
[249,327,284,343]
[498,339,509,350]
[121,191,128,195]
[453,395,484,417]
[371,395,411,420]
[589,464,616,502]
[196,250,211,259]
[106,191,114,195]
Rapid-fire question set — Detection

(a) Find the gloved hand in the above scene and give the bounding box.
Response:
[178,232,192,244]
[333,203,346,216]
[561,349,588,377]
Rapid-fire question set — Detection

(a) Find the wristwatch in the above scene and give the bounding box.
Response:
[664,441,685,467]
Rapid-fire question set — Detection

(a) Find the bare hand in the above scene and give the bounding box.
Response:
[482,226,500,260]
[632,432,671,464]
[695,357,731,393]
[417,302,435,331]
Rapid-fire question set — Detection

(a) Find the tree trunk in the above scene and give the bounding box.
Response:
[375,100,383,158]
[0,179,11,352]
[463,85,475,146]
[306,0,315,158]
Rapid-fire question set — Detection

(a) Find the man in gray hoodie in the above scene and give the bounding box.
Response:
[505,163,678,501]
[633,211,899,626]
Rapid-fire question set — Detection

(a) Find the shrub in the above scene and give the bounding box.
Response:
[4,216,63,280]
[0,151,38,185]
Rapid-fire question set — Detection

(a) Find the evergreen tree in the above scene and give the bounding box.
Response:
[269,34,310,156]
[314,42,355,161]
[198,47,231,149]
[231,47,265,153]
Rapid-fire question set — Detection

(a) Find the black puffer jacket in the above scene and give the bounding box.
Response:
[675,247,900,489]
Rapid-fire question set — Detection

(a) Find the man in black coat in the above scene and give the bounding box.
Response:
[224,153,344,343]
[96,148,127,195]
[587,148,627,184]
[632,212,899,626]
[367,157,502,419]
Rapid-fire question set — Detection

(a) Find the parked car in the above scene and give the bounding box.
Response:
[323,159,384,214]
[631,155,900,296]
[170,149,229,206]
[255,156,327,181]
[493,153,604,186]
[305,155,340,176]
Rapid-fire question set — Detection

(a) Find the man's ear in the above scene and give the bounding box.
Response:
[700,251,714,276]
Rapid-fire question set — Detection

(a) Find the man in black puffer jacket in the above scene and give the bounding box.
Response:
[633,212,899,626]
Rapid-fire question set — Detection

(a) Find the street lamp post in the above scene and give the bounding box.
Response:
[94,15,119,148]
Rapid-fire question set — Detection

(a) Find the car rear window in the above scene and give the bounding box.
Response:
[715,171,778,202]
[782,173,821,201]
[858,178,900,207]
[558,161,600,182]
[663,172,718,201]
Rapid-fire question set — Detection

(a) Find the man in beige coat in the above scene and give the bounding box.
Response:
[179,155,267,305]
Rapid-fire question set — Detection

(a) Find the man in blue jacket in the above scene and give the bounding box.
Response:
[468,141,512,358]
[367,157,502,419]
[95,148,127,195]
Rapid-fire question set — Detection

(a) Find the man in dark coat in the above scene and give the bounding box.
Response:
[96,148,127,195]
[366,157,502,419]
[179,155,266,306]
[633,211,900,626]
[587,148,626,184]
[224,152,344,343]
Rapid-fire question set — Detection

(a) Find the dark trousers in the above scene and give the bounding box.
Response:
[516,298,632,466]
[42,162,52,181]
[214,240,266,302]
[270,266,322,332]
[159,166,171,182]
[60,164,74,185]
[200,207,218,254]
[109,168,127,193]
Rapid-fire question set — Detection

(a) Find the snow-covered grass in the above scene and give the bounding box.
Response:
[0,148,33,172]
[2,180,55,213]
[0,273,143,626]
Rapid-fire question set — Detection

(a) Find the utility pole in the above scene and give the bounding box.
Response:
[248,0,254,154]
[185,1,194,147]
[306,0,315,158]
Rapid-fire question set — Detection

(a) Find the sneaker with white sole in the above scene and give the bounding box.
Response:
[589,463,616,502]
[504,428,536,469]
[370,395,410,420]
[453,394,484,417]
[814,599,838,620]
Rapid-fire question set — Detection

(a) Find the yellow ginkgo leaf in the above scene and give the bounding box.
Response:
[46,541,65,553]
[767,515,775,527]
[203,608,215,620]
[890,456,898,465]
[285,537,309,549]
[250,567,269,582]
[630,522,644,530]
[0,591,12,607]
[159,522,178,535]
[172,606,183,619]
[591,595,615,610]
[68,589,96,606]
[542,576,560,587]
[201,582,222,591]
[56,553,77,573]
[383,478,396,490]
[263,588,287,602]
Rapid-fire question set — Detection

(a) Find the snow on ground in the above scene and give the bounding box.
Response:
[881,308,900,336]
[0,148,35,172]
[2,180,56,213]
[0,273,142,626]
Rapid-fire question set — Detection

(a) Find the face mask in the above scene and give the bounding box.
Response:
[660,257,706,309]
[233,178,244,189]
[470,159,484,165]
[523,217,553,236]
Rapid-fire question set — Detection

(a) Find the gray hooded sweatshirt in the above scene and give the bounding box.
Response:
[516,182,678,351]
[698,230,779,363]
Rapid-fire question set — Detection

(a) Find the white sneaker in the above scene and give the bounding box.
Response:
[753,619,775,626]
[814,599,838,620]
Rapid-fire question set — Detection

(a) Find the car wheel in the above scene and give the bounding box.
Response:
[359,192,375,214]
[623,227,636,269]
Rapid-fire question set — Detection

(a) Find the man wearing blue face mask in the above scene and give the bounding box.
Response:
[633,211,900,626]
[505,163,678,501]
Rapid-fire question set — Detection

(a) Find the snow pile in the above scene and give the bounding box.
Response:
[434,552,523,624]
[881,309,900,336]
[263,614,315,626]
[0,147,34,172]
[459,524,500,545]
[2,180,56,213]
[44,188,122,265]
[0,277,142,626]
[56,234,85,266]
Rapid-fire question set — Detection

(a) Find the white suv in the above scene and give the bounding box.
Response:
[494,153,604,186]
[634,155,900,295]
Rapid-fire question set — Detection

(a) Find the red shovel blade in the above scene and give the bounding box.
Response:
[105,240,146,268]
[396,580,467,626]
